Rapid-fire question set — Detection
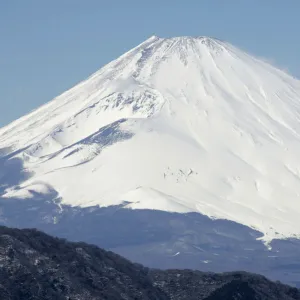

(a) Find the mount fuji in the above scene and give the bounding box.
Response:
[2,35,300,246]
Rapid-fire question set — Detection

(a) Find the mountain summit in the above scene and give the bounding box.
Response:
[1,36,300,242]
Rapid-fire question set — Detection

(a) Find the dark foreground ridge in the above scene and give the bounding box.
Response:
[0,226,299,300]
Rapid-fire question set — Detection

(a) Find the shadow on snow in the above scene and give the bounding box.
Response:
[0,147,300,287]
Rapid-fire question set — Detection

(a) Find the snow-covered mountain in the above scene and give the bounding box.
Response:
[1,35,300,242]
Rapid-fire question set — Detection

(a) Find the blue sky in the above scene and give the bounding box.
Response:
[1,0,299,127]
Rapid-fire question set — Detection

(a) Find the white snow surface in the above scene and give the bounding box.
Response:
[1,35,300,241]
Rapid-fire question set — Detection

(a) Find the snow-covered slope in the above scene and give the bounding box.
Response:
[1,35,300,242]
